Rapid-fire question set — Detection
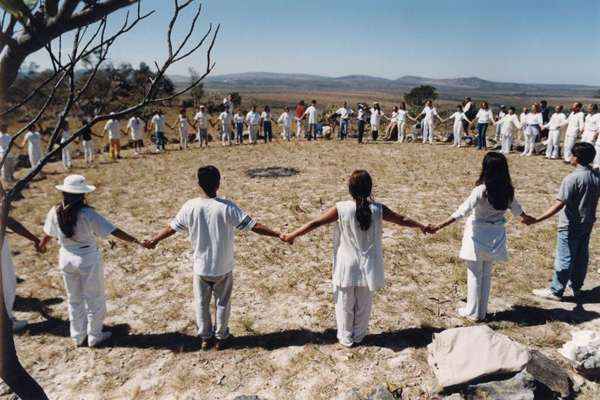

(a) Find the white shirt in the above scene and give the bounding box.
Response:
[566,111,585,136]
[357,109,366,121]
[246,111,260,126]
[233,113,245,125]
[151,114,166,132]
[421,106,439,124]
[278,112,292,127]
[170,197,256,276]
[370,109,384,128]
[450,111,469,125]
[498,111,506,119]
[218,111,231,128]
[104,119,121,140]
[127,117,144,140]
[24,131,42,151]
[520,113,529,126]
[498,114,522,136]
[476,109,494,124]
[0,132,12,156]
[395,109,407,124]
[525,112,543,126]
[336,107,353,120]
[303,106,318,124]
[260,111,271,122]
[463,102,472,113]
[194,111,208,129]
[584,114,599,135]
[223,98,233,113]
[178,116,191,134]
[43,206,116,256]
[333,200,384,291]
[61,129,71,143]
[544,113,568,131]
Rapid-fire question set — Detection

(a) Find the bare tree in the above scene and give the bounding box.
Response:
[0,1,218,398]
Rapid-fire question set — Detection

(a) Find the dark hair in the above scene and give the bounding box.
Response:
[197,165,220,197]
[457,104,463,109]
[509,107,516,113]
[57,193,88,238]
[264,105,270,113]
[180,109,186,115]
[349,170,373,231]
[572,142,596,165]
[591,104,599,113]
[476,152,514,211]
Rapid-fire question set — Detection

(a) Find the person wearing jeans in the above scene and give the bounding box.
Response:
[261,106,273,143]
[357,106,366,144]
[531,142,600,300]
[151,111,173,153]
[475,102,494,150]
[336,102,353,140]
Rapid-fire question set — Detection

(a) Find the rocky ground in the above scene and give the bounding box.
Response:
[5,136,600,399]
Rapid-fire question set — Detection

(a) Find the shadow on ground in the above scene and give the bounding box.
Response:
[488,304,600,327]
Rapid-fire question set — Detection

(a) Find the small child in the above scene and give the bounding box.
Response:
[431,153,534,321]
[177,109,191,150]
[497,107,522,154]
[40,175,144,347]
[144,166,282,350]
[282,170,429,347]
[532,143,600,300]
[233,109,245,144]
[103,114,124,160]
[277,106,292,141]
[443,104,472,148]
[542,105,568,159]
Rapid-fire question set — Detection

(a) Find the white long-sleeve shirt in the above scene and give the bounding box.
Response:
[421,106,439,124]
[476,109,494,124]
[450,111,469,126]
[278,112,292,127]
[395,110,407,124]
[498,114,522,137]
[336,107,353,120]
[543,112,568,131]
[246,111,260,126]
[303,106,319,124]
[451,185,523,223]
[370,109,384,129]
[525,112,543,126]
[584,114,599,134]
[566,111,585,136]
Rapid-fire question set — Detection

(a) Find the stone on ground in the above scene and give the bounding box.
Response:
[465,371,535,400]
[525,350,572,398]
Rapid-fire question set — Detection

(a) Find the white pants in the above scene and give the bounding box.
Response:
[180,130,189,149]
[82,140,94,163]
[1,240,16,320]
[453,122,463,146]
[221,128,230,145]
[28,145,41,168]
[248,125,258,144]
[60,250,106,345]
[494,122,502,141]
[1,155,15,181]
[594,142,600,168]
[397,122,406,142]
[422,121,434,144]
[522,126,538,156]
[582,131,596,144]
[62,145,72,169]
[462,260,494,321]
[334,286,373,346]
[295,118,303,139]
[500,134,512,154]
[282,125,291,141]
[193,272,232,340]
[546,129,560,159]
[563,134,577,162]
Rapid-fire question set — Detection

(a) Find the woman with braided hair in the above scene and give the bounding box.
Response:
[282,170,430,347]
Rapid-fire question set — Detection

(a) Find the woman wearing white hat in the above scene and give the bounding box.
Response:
[39,175,144,347]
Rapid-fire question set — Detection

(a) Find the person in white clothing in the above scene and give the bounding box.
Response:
[542,106,568,159]
[522,103,543,156]
[144,166,282,350]
[103,114,125,160]
[40,175,144,347]
[582,104,599,144]
[177,110,192,150]
[218,110,232,146]
[395,102,415,143]
[2,217,41,332]
[295,101,306,140]
[442,104,473,147]
[61,120,73,170]
[150,110,173,153]
[519,107,530,143]
[475,102,495,150]
[563,103,585,163]
[336,102,353,140]
[0,124,20,182]
[494,105,507,142]
[246,106,261,145]
[260,106,273,143]
[126,114,145,154]
[418,100,442,144]
[592,112,600,168]
[22,124,44,169]
[497,107,522,154]
[282,170,430,347]
[193,105,210,148]
[302,100,319,141]
[431,153,534,321]
[233,109,245,144]
[277,106,293,141]
[369,103,386,141]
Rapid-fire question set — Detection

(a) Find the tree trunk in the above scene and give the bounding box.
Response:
[0,195,48,399]
[0,45,28,97]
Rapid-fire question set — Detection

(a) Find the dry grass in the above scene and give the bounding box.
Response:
[6,132,600,399]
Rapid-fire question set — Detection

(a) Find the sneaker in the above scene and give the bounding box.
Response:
[75,336,88,347]
[532,288,562,301]
[11,318,27,333]
[201,338,212,351]
[214,338,227,351]
[88,331,112,348]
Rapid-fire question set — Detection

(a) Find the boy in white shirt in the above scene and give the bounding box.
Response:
[218,110,232,146]
[563,103,585,163]
[103,114,125,160]
[497,107,522,154]
[127,114,145,155]
[335,102,353,140]
[245,106,261,144]
[303,100,319,141]
[144,166,282,350]
[277,106,292,141]
[543,106,568,159]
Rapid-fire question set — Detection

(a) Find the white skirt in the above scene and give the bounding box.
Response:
[459,217,508,262]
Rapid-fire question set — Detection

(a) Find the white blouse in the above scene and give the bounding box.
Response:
[333,201,384,291]
[476,109,494,124]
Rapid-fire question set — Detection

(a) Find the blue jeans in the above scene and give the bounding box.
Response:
[357,120,365,143]
[476,123,488,150]
[155,131,166,151]
[235,123,244,143]
[263,121,272,143]
[340,119,349,139]
[550,228,592,296]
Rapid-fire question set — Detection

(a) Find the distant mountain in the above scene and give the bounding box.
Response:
[169,72,600,98]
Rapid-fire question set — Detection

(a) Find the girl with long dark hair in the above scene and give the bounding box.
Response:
[431,153,535,321]
[282,170,429,347]
[40,175,144,347]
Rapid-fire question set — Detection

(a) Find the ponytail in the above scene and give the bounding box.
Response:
[355,196,372,231]
[348,170,373,231]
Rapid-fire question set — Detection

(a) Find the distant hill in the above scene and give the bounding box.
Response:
[170,72,600,99]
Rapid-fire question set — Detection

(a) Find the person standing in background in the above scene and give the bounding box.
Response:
[463,97,475,135]
[295,100,306,140]
[233,109,245,144]
[278,106,293,142]
[127,113,145,155]
[582,104,599,144]
[418,100,442,144]
[563,103,585,163]
[543,105,568,160]
[246,106,261,145]
[497,107,522,154]
[522,103,543,157]
[103,113,125,160]
[303,100,319,141]
[261,105,273,143]
[356,104,367,144]
[494,105,507,143]
[336,102,353,140]
[150,110,173,153]
[193,105,210,148]
[474,101,494,150]
[539,100,552,141]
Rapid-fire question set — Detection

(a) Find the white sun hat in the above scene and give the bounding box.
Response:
[55,175,96,194]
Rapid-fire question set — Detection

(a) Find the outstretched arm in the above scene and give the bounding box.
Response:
[144,226,176,249]
[531,200,565,225]
[252,223,280,238]
[382,205,429,233]
[112,228,143,247]
[283,207,338,244]
[6,217,40,251]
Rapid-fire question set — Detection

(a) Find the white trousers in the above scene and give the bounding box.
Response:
[1,241,16,319]
[334,286,373,346]
[453,123,463,146]
[494,122,502,141]
[295,118,303,139]
[594,142,600,168]
[582,131,596,144]
[282,125,292,141]
[221,128,230,145]
[500,134,512,154]
[422,121,434,144]
[546,129,560,159]
[193,272,233,340]
[397,122,406,142]
[248,125,258,144]
[1,156,15,181]
[82,140,94,163]
[180,130,189,149]
[60,250,106,345]
[62,146,72,169]
[522,126,538,156]
[461,260,494,320]
[563,134,577,162]
[28,145,41,168]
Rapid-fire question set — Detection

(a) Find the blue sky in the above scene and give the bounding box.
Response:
[28,0,600,85]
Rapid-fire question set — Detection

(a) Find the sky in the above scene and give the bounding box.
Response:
[27,0,600,85]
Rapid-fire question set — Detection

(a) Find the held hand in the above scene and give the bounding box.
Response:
[521,215,537,226]
[33,238,43,253]
[142,239,157,249]
[423,224,439,234]
[280,234,294,245]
